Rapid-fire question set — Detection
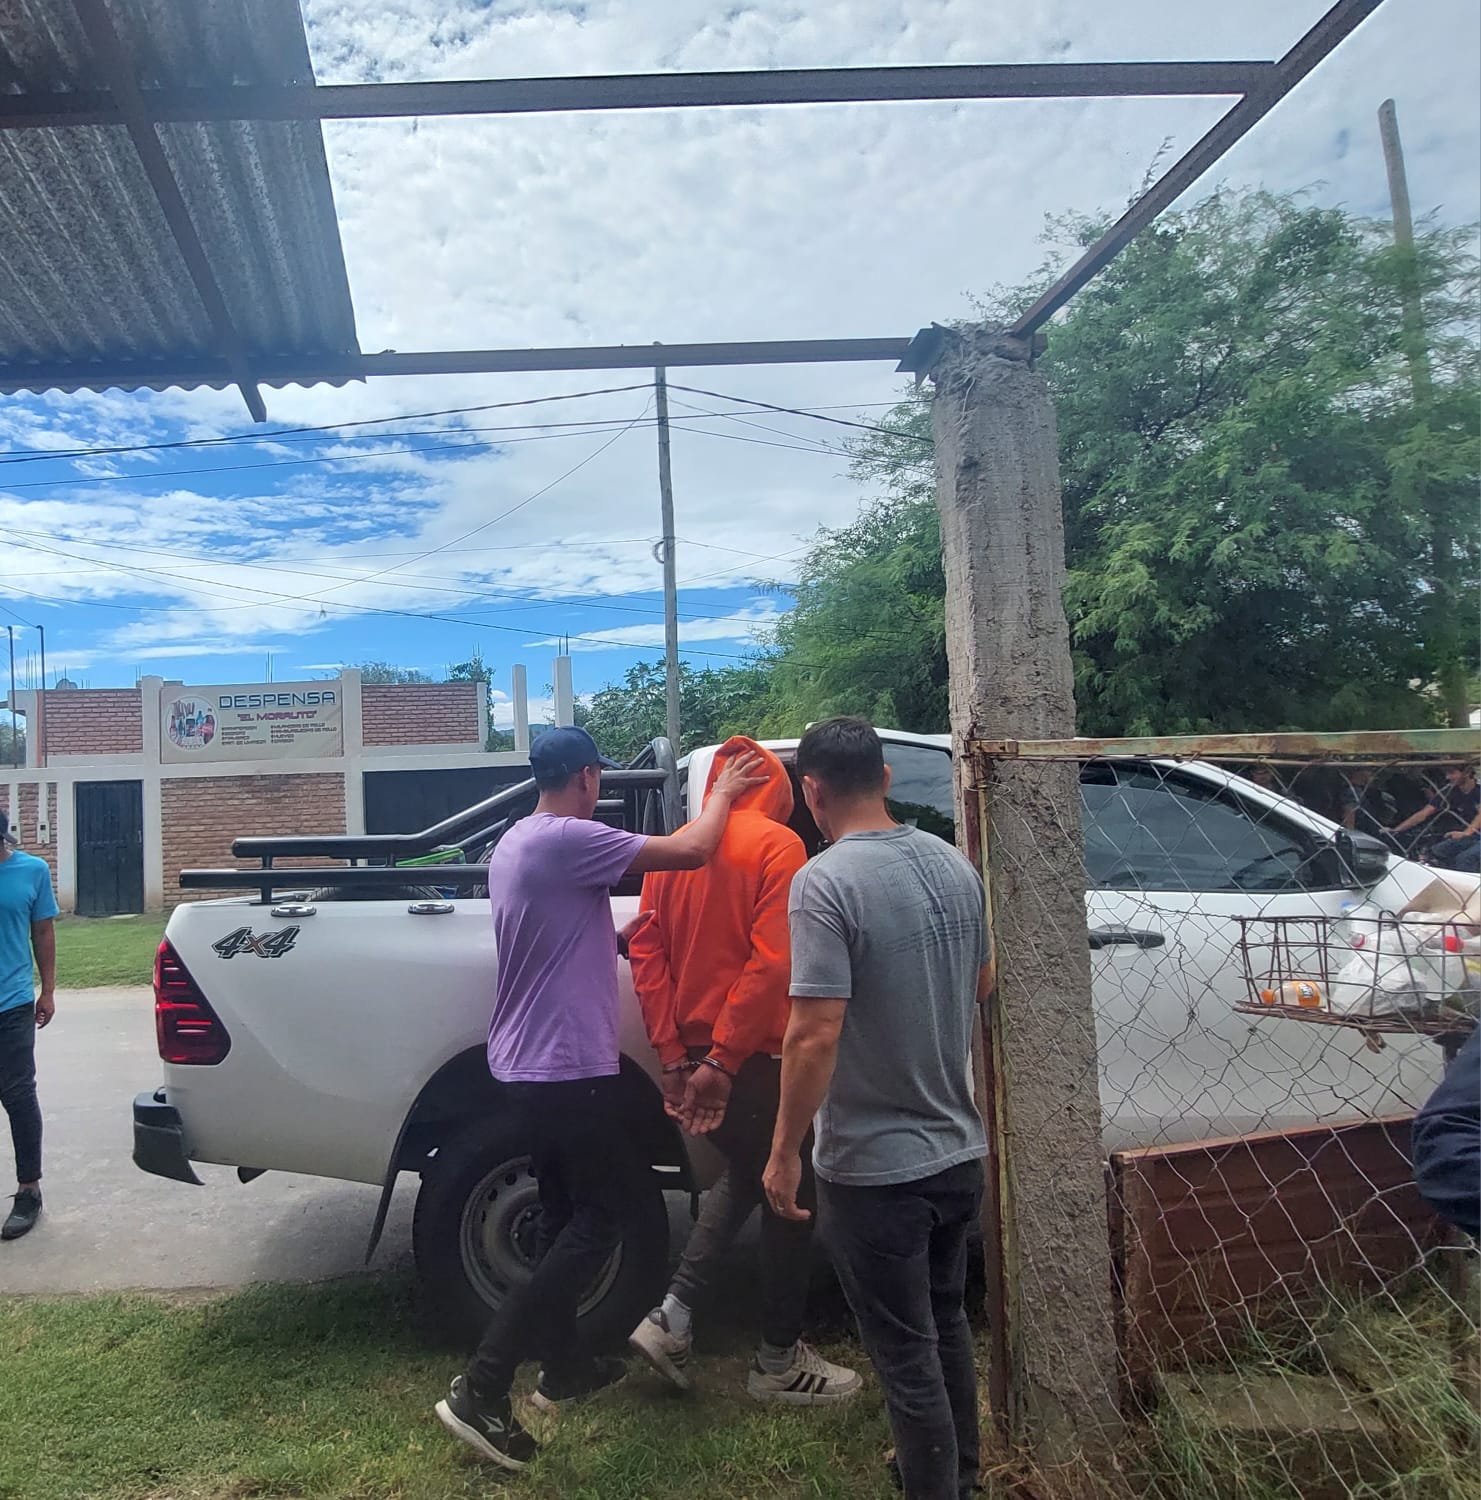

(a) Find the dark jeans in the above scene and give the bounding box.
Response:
[1429,834,1481,873]
[466,1075,636,1400]
[0,1002,41,1184]
[670,1053,815,1349]
[821,1159,984,1500]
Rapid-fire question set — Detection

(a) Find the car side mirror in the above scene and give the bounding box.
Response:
[1334,829,1390,886]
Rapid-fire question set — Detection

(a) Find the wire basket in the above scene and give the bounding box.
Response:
[1235,913,1479,1040]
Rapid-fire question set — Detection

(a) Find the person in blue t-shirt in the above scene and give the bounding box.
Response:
[0,809,59,1242]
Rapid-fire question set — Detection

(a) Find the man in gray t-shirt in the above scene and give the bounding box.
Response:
[764,718,990,1500]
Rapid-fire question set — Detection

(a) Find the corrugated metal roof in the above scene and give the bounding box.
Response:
[0,0,359,404]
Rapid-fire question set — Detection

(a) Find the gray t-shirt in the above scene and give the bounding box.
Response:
[788,824,989,1187]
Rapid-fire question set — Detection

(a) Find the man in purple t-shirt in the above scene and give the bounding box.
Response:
[437,726,764,1471]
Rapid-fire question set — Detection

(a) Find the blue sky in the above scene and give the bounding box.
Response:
[1,0,1476,728]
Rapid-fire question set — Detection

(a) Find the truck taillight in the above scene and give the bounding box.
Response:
[154,940,231,1065]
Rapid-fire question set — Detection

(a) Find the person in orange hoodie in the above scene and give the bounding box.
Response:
[626,737,861,1405]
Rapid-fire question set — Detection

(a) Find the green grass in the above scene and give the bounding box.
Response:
[1134,1284,1481,1500]
[0,1277,904,1500]
[54,914,164,989]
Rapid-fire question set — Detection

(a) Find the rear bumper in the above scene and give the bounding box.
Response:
[132,1089,203,1186]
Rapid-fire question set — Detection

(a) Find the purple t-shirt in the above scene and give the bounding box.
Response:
[486,813,648,1083]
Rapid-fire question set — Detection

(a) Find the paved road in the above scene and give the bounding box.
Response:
[1,987,419,1296]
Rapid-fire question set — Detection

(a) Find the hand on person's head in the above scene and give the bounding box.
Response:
[712,752,767,802]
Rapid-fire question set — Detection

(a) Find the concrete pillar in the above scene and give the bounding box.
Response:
[553,655,575,728]
[339,669,365,834]
[340,669,363,758]
[16,691,39,769]
[55,775,76,912]
[140,678,165,908]
[512,664,531,754]
[927,325,1120,1460]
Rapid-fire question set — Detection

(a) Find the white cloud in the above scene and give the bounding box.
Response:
[523,599,784,653]
[0,1,1474,676]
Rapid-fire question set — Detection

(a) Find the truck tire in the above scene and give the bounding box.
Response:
[412,1119,669,1351]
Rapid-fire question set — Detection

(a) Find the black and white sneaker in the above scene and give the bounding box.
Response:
[628,1306,694,1391]
[435,1376,539,1471]
[531,1355,628,1414]
[746,1342,861,1405]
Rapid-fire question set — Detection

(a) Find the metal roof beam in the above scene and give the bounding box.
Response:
[1007,0,1383,337]
[353,338,911,377]
[0,336,912,393]
[70,0,266,422]
[0,60,1276,130]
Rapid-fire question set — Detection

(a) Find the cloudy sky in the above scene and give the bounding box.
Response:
[1,0,1476,721]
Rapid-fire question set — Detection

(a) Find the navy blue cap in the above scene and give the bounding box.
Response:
[530,725,619,778]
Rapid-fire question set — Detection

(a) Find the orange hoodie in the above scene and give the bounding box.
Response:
[629,736,805,1074]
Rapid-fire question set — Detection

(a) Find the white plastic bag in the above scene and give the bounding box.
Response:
[1328,919,1466,1019]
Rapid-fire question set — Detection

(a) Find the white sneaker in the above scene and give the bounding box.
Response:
[746,1342,862,1405]
[628,1307,693,1392]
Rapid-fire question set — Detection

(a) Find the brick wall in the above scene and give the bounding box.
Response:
[362,682,480,747]
[40,689,143,756]
[0,781,58,890]
[162,773,346,908]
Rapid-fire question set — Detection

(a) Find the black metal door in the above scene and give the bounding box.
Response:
[75,781,144,916]
[363,766,531,835]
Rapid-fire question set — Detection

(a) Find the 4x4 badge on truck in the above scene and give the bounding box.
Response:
[213,926,300,959]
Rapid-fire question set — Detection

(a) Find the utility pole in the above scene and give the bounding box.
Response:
[1379,99,1466,727]
[1378,98,1431,403]
[653,358,682,753]
[920,324,1120,1465]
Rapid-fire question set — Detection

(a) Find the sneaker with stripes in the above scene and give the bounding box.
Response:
[745,1342,862,1405]
[629,1306,694,1391]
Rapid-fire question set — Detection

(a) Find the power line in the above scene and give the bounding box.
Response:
[0,383,655,465]
[667,397,839,452]
[0,396,907,471]
[0,403,861,493]
[0,523,790,628]
[668,382,933,445]
[0,532,802,589]
[0,513,805,636]
[0,415,643,491]
[0,530,790,664]
[315,400,653,598]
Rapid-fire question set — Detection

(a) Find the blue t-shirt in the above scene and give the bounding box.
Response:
[0,851,59,1013]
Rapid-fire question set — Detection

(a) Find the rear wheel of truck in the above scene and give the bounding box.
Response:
[412,1119,670,1350]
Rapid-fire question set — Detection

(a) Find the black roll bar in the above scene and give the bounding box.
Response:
[230,767,670,862]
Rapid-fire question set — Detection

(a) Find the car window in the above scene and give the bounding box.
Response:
[882,742,956,845]
[1080,762,1326,893]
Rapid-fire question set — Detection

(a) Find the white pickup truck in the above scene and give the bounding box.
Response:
[132,731,1450,1343]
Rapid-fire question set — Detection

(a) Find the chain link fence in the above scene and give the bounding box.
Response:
[975,739,1479,1500]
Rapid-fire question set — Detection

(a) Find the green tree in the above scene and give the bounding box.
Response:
[1040,191,1478,733]
[768,189,1478,736]
[580,660,774,762]
[758,488,946,735]
[447,648,516,751]
[350,660,433,685]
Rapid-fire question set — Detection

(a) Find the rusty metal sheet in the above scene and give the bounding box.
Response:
[970,728,1481,762]
[1110,1115,1442,1390]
